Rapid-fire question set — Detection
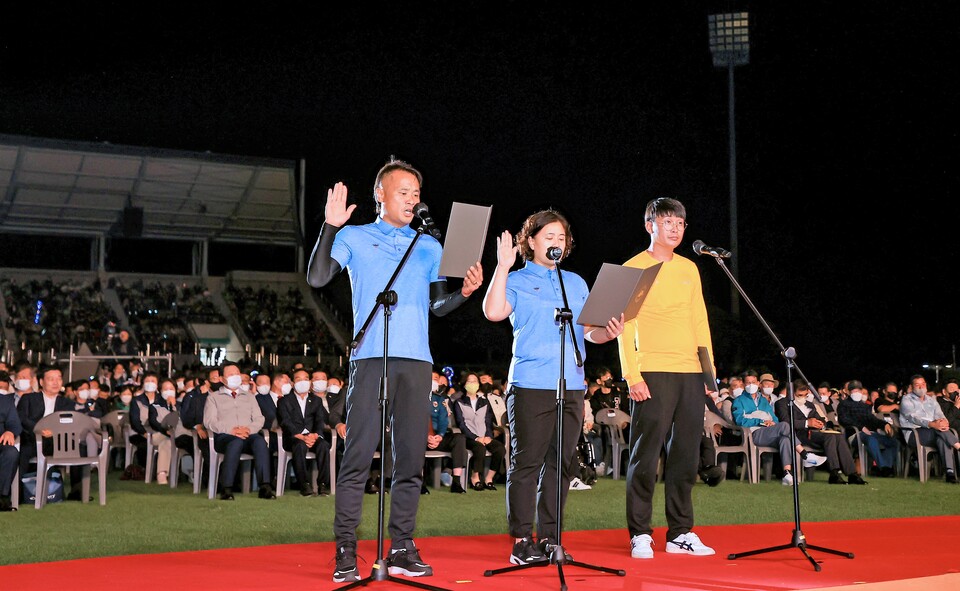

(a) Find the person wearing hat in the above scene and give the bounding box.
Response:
[837,380,898,477]
[774,380,865,485]
[758,373,780,405]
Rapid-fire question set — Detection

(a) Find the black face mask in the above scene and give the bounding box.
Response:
[602,379,614,388]
[480,383,493,394]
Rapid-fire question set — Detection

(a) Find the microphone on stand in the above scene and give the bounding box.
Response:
[692,240,732,259]
[412,202,442,240]
[546,246,563,261]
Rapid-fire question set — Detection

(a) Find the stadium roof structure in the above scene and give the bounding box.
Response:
[0,134,302,246]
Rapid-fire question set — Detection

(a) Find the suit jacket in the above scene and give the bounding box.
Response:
[774,397,826,433]
[179,388,207,429]
[203,389,265,435]
[326,388,345,429]
[0,395,22,438]
[255,393,280,430]
[277,393,328,447]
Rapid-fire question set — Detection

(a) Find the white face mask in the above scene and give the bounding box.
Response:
[312,379,327,392]
[78,390,90,401]
[328,384,341,394]
[177,380,185,391]
[89,388,99,398]
[850,391,863,402]
[280,383,292,396]
[731,387,744,398]
[16,378,32,392]
[225,375,243,390]
[256,384,271,395]
[143,382,158,393]
[914,387,927,396]
[120,394,133,405]
[745,384,759,395]
[161,389,176,400]
[805,393,815,403]
[294,380,311,394]
[431,380,440,392]
[0,389,8,396]
[761,386,774,396]
[820,394,830,403]
[239,383,250,394]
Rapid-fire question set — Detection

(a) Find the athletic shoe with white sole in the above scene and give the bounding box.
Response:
[666,532,715,556]
[511,537,547,565]
[630,534,654,559]
[332,546,361,583]
[387,542,433,577]
[781,471,794,486]
[803,453,827,468]
[569,477,592,491]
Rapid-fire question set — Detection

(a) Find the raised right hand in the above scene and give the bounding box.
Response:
[496,230,519,268]
[325,182,356,227]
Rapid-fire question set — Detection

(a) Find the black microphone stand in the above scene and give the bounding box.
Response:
[701,251,854,572]
[484,254,626,590]
[337,221,449,591]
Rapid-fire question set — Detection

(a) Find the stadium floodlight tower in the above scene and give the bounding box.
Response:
[708,12,749,320]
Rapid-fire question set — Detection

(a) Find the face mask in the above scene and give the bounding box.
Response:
[850,392,863,402]
[804,393,815,403]
[120,394,133,405]
[78,390,90,401]
[294,380,311,394]
[914,387,927,396]
[480,383,493,394]
[328,385,341,395]
[256,384,271,395]
[16,379,32,392]
[89,388,99,398]
[225,375,243,390]
[0,389,8,396]
[161,389,176,400]
[820,395,830,403]
[431,380,440,392]
[312,380,327,392]
[280,383,292,396]
[761,387,774,396]
[239,383,250,394]
[177,380,185,391]
[731,387,744,398]
[143,382,158,393]
[464,383,480,394]
[745,384,759,395]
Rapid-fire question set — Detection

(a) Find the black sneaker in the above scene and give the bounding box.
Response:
[387,542,433,577]
[333,546,361,583]
[510,537,547,565]
[699,465,723,487]
[847,473,867,485]
[538,538,573,563]
[946,471,958,484]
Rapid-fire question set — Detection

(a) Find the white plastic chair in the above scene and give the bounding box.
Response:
[33,411,108,508]
[595,408,630,479]
[207,435,254,499]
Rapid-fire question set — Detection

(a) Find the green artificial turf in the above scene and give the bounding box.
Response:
[2,468,957,566]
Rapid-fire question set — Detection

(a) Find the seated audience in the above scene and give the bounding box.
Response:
[278,368,331,496]
[899,374,960,484]
[427,370,467,494]
[451,372,505,491]
[0,390,21,511]
[837,379,898,477]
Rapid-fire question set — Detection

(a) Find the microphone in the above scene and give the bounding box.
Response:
[546,246,563,261]
[412,202,441,239]
[692,240,732,259]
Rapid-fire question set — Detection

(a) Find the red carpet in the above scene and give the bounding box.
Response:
[3,516,959,590]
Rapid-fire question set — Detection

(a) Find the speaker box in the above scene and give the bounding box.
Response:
[122,206,143,238]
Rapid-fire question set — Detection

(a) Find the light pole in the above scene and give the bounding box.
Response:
[708,12,749,320]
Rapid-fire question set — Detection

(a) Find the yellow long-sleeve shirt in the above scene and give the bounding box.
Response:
[616,250,715,387]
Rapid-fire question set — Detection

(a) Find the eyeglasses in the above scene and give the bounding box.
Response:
[653,219,687,231]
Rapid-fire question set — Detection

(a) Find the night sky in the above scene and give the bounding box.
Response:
[2,1,958,389]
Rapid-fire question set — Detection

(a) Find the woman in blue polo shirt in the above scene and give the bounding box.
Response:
[483,209,623,565]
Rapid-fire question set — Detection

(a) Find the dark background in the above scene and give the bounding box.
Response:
[2,1,958,388]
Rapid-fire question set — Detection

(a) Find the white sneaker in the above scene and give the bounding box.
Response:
[630,534,654,559]
[781,472,794,486]
[803,453,827,468]
[665,532,715,556]
[569,477,592,491]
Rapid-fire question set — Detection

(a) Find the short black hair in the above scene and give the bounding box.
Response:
[38,364,63,380]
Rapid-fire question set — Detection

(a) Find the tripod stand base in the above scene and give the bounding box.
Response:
[484,545,626,591]
[336,559,452,591]
[727,529,854,572]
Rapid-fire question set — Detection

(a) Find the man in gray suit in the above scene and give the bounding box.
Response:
[203,360,274,500]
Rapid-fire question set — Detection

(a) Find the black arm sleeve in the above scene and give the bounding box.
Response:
[430,280,469,317]
[306,223,343,288]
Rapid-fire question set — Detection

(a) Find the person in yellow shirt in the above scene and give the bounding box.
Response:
[618,197,717,560]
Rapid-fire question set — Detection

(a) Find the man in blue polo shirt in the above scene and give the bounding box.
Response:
[307,158,484,583]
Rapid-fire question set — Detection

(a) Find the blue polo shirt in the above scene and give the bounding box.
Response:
[505,261,589,389]
[331,217,443,362]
